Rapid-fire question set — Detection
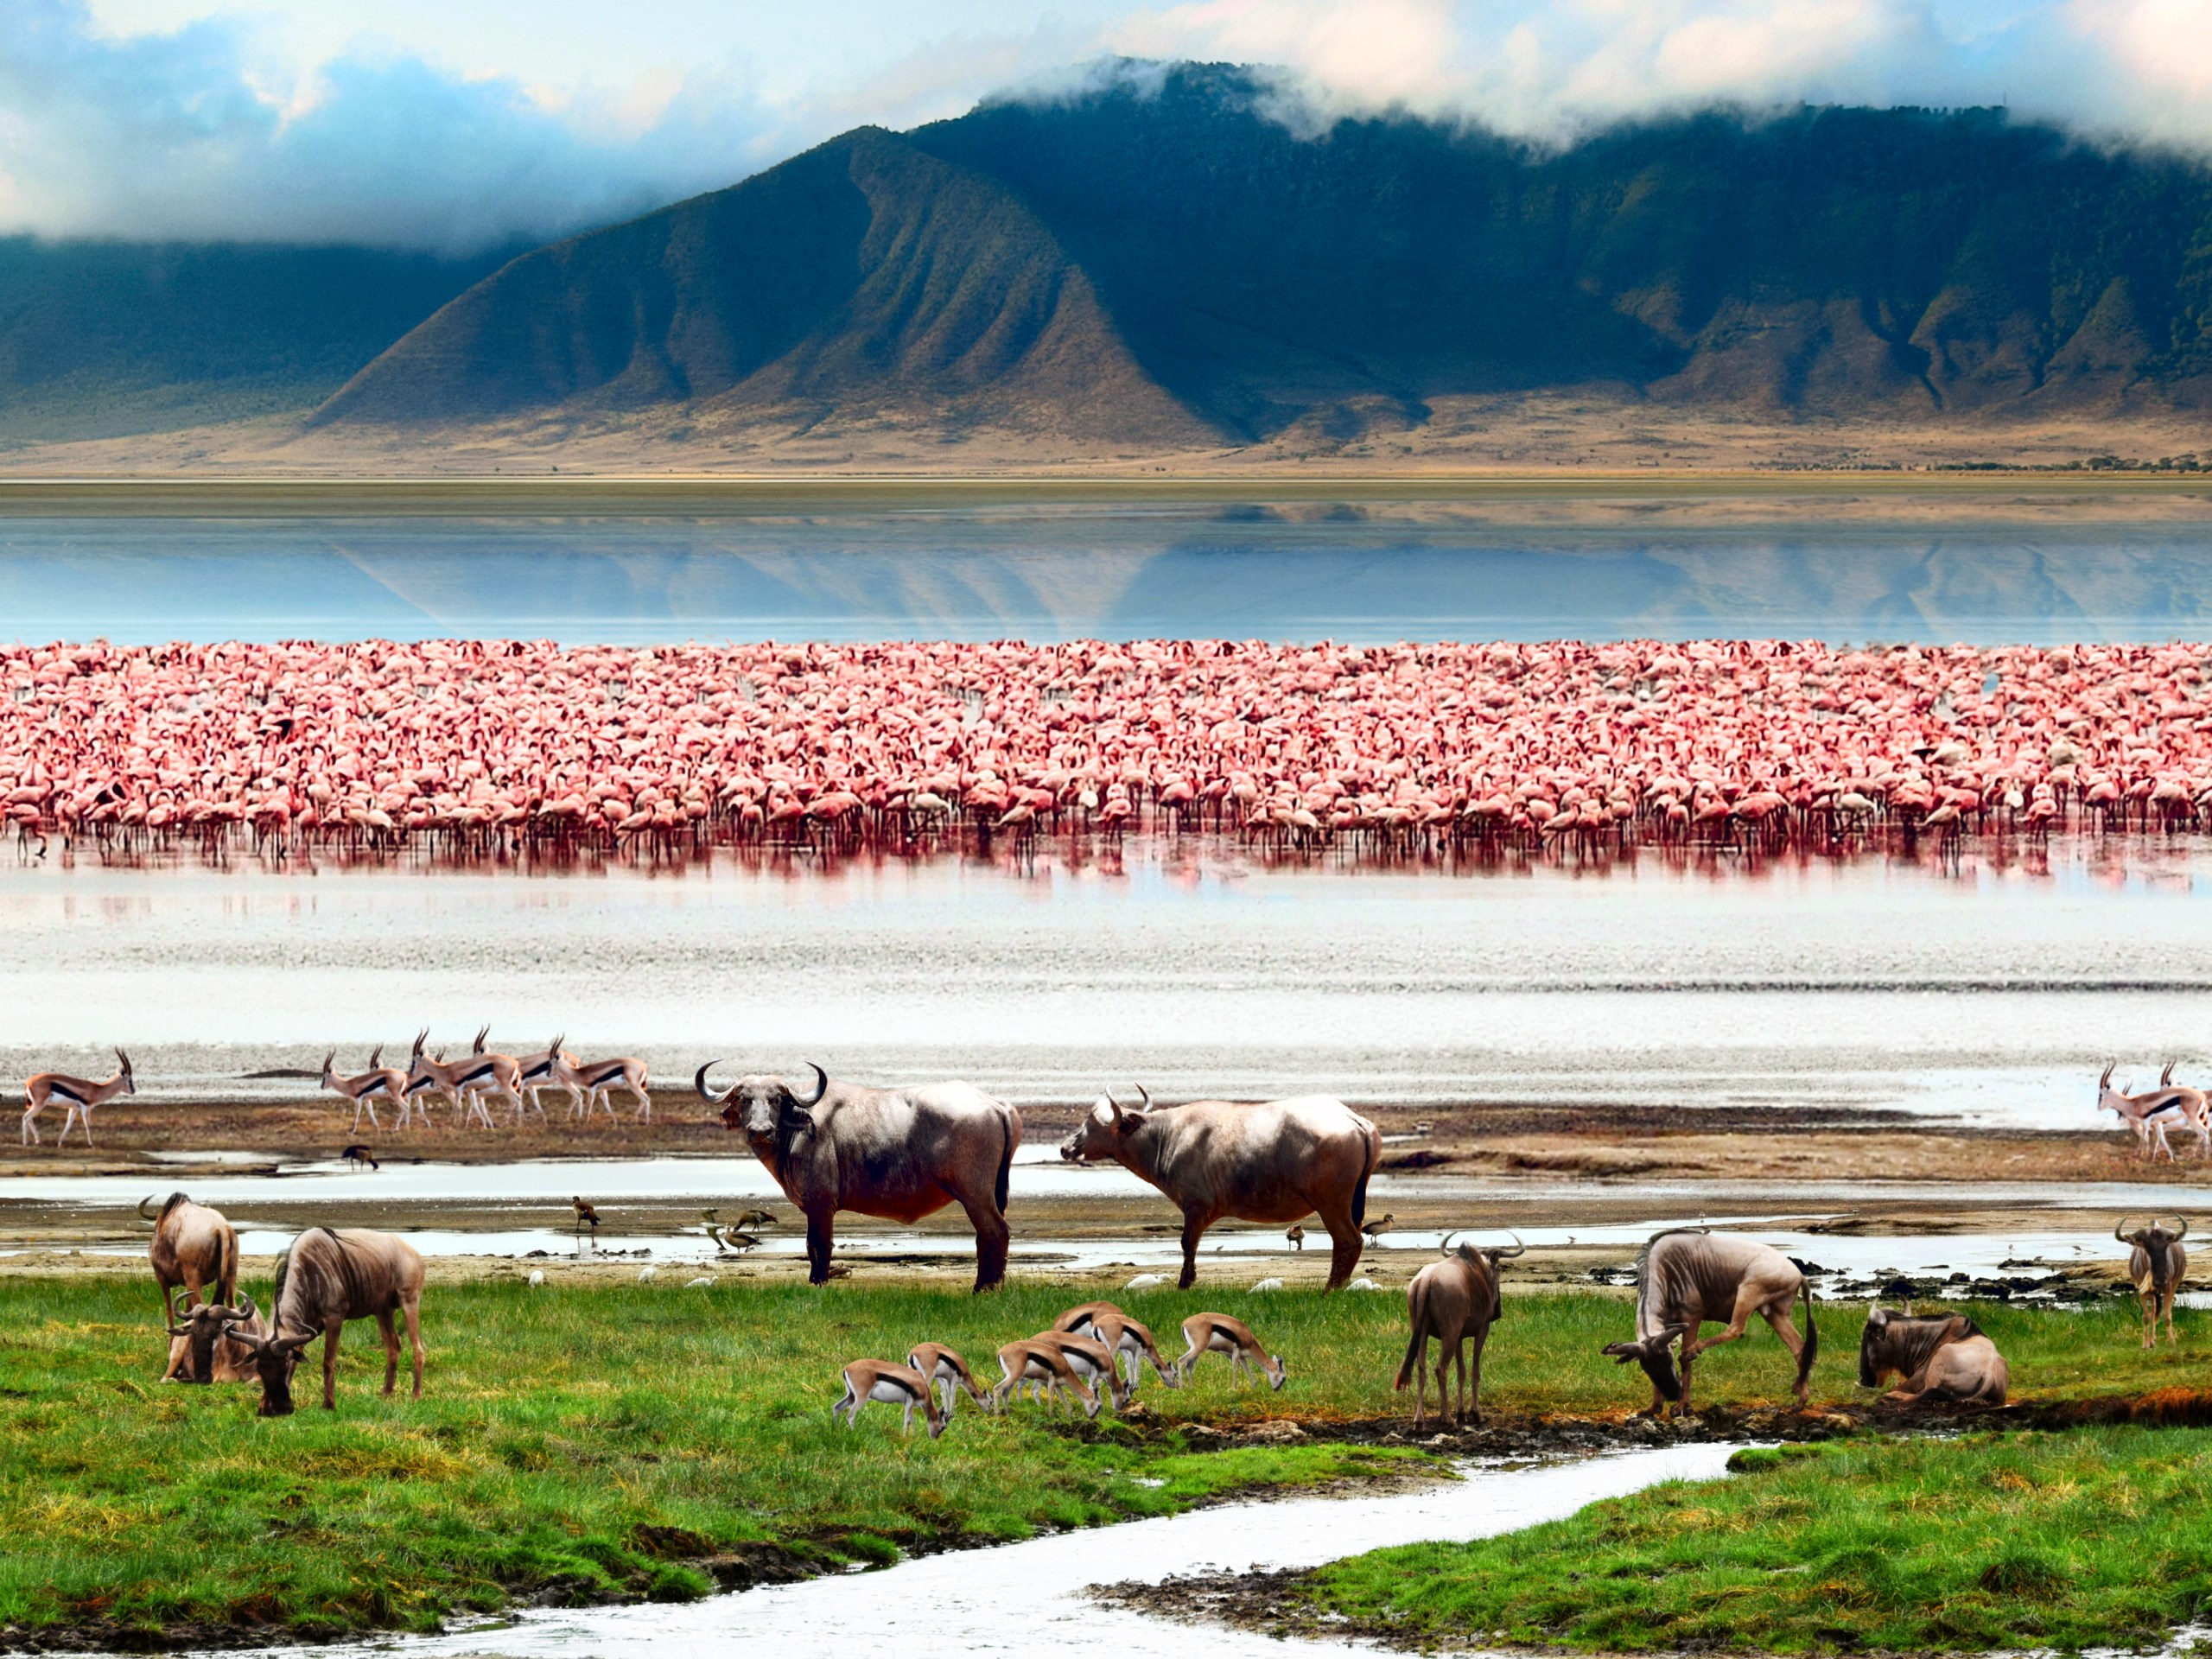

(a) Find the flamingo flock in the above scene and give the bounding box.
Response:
[1,635,2209,856]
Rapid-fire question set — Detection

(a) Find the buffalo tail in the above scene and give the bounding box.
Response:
[993,1113,1013,1215]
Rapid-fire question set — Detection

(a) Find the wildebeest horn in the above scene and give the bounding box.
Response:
[2116,1216,2139,1243]
[165,1282,191,1323]
[798,1064,829,1108]
[231,1293,257,1323]
[694,1061,734,1104]
[1492,1231,1527,1259]
[137,1194,159,1222]
[1439,1230,1458,1255]
[1135,1083,1152,1110]
[2170,1216,2190,1241]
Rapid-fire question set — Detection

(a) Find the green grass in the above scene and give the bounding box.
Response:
[1,1276,2203,1643]
[1291,1427,2212,1653]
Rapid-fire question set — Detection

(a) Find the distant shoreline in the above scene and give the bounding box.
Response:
[3,469,2212,520]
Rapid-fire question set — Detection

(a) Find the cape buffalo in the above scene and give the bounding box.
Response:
[1601,1230,1818,1416]
[696,1061,1021,1292]
[1858,1308,2008,1406]
[1395,1232,1524,1426]
[1058,1089,1381,1289]
[232,1227,427,1415]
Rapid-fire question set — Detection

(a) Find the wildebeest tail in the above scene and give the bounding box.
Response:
[1796,1272,1819,1396]
[1395,1281,1428,1389]
[994,1112,1014,1214]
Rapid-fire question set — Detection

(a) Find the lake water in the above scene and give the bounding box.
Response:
[6,504,2212,643]
[1,838,2209,1126]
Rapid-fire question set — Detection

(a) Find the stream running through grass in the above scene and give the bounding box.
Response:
[227,1444,1739,1659]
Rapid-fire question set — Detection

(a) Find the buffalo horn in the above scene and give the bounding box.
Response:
[2116,1216,2139,1243]
[798,1064,829,1108]
[694,1061,734,1104]
[1135,1083,1152,1110]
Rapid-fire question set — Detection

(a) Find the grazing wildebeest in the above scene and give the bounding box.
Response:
[163,1286,267,1384]
[1858,1308,2009,1406]
[231,1227,427,1414]
[1600,1230,1819,1416]
[696,1061,1021,1292]
[1058,1088,1381,1290]
[2117,1216,2190,1346]
[143,1192,238,1376]
[1395,1232,1525,1426]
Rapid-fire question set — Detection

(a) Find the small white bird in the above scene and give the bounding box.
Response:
[1346,1276,1383,1291]
[1249,1277,1285,1293]
[526,1269,546,1287]
[684,1275,715,1288]
[637,1265,658,1283]
[1124,1273,1167,1289]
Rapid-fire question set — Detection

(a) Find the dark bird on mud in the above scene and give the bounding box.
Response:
[1360,1213,1395,1249]
[340,1144,379,1171]
[714,1229,762,1255]
[734,1207,779,1230]
[823,1262,854,1281]
[1286,1224,1306,1251]
[572,1197,601,1237]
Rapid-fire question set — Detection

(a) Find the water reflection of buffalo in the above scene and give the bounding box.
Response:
[696,1062,1021,1292]
[1859,1308,2008,1406]
[1058,1089,1381,1290]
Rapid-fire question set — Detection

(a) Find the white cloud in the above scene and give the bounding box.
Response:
[3,0,2211,253]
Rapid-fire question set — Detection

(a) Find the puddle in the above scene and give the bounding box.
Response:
[215,1444,1739,1659]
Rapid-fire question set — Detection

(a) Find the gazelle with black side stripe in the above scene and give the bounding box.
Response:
[22,1048,133,1147]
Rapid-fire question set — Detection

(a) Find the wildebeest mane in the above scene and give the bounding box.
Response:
[158,1191,189,1219]
[1632,1228,1710,1332]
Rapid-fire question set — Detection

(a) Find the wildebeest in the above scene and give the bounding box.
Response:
[1858,1308,2008,1406]
[1058,1088,1382,1290]
[163,1286,267,1384]
[231,1227,427,1415]
[143,1192,238,1377]
[2117,1216,2190,1346]
[696,1061,1022,1292]
[1601,1230,1818,1416]
[1395,1232,1525,1426]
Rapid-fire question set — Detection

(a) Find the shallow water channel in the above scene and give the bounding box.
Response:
[227,1444,1738,1659]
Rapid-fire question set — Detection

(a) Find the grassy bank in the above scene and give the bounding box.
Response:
[1277,1427,2212,1653]
[0,1275,2202,1646]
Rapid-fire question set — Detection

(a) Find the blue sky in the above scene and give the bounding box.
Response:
[3,0,2206,251]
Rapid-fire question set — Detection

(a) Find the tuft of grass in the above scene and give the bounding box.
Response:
[1292,1427,2212,1653]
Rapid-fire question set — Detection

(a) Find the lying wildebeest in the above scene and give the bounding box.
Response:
[1858,1307,2008,1406]
[1395,1231,1525,1427]
[2117,1215,2190,1347]
[1600,1230,1818,1416]
[163,1286,268,1384]
[231,1227,427,1415]
[143,1192,238,1377]
[1058,1087,1381,1290]
[696,1061,1022,1292]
